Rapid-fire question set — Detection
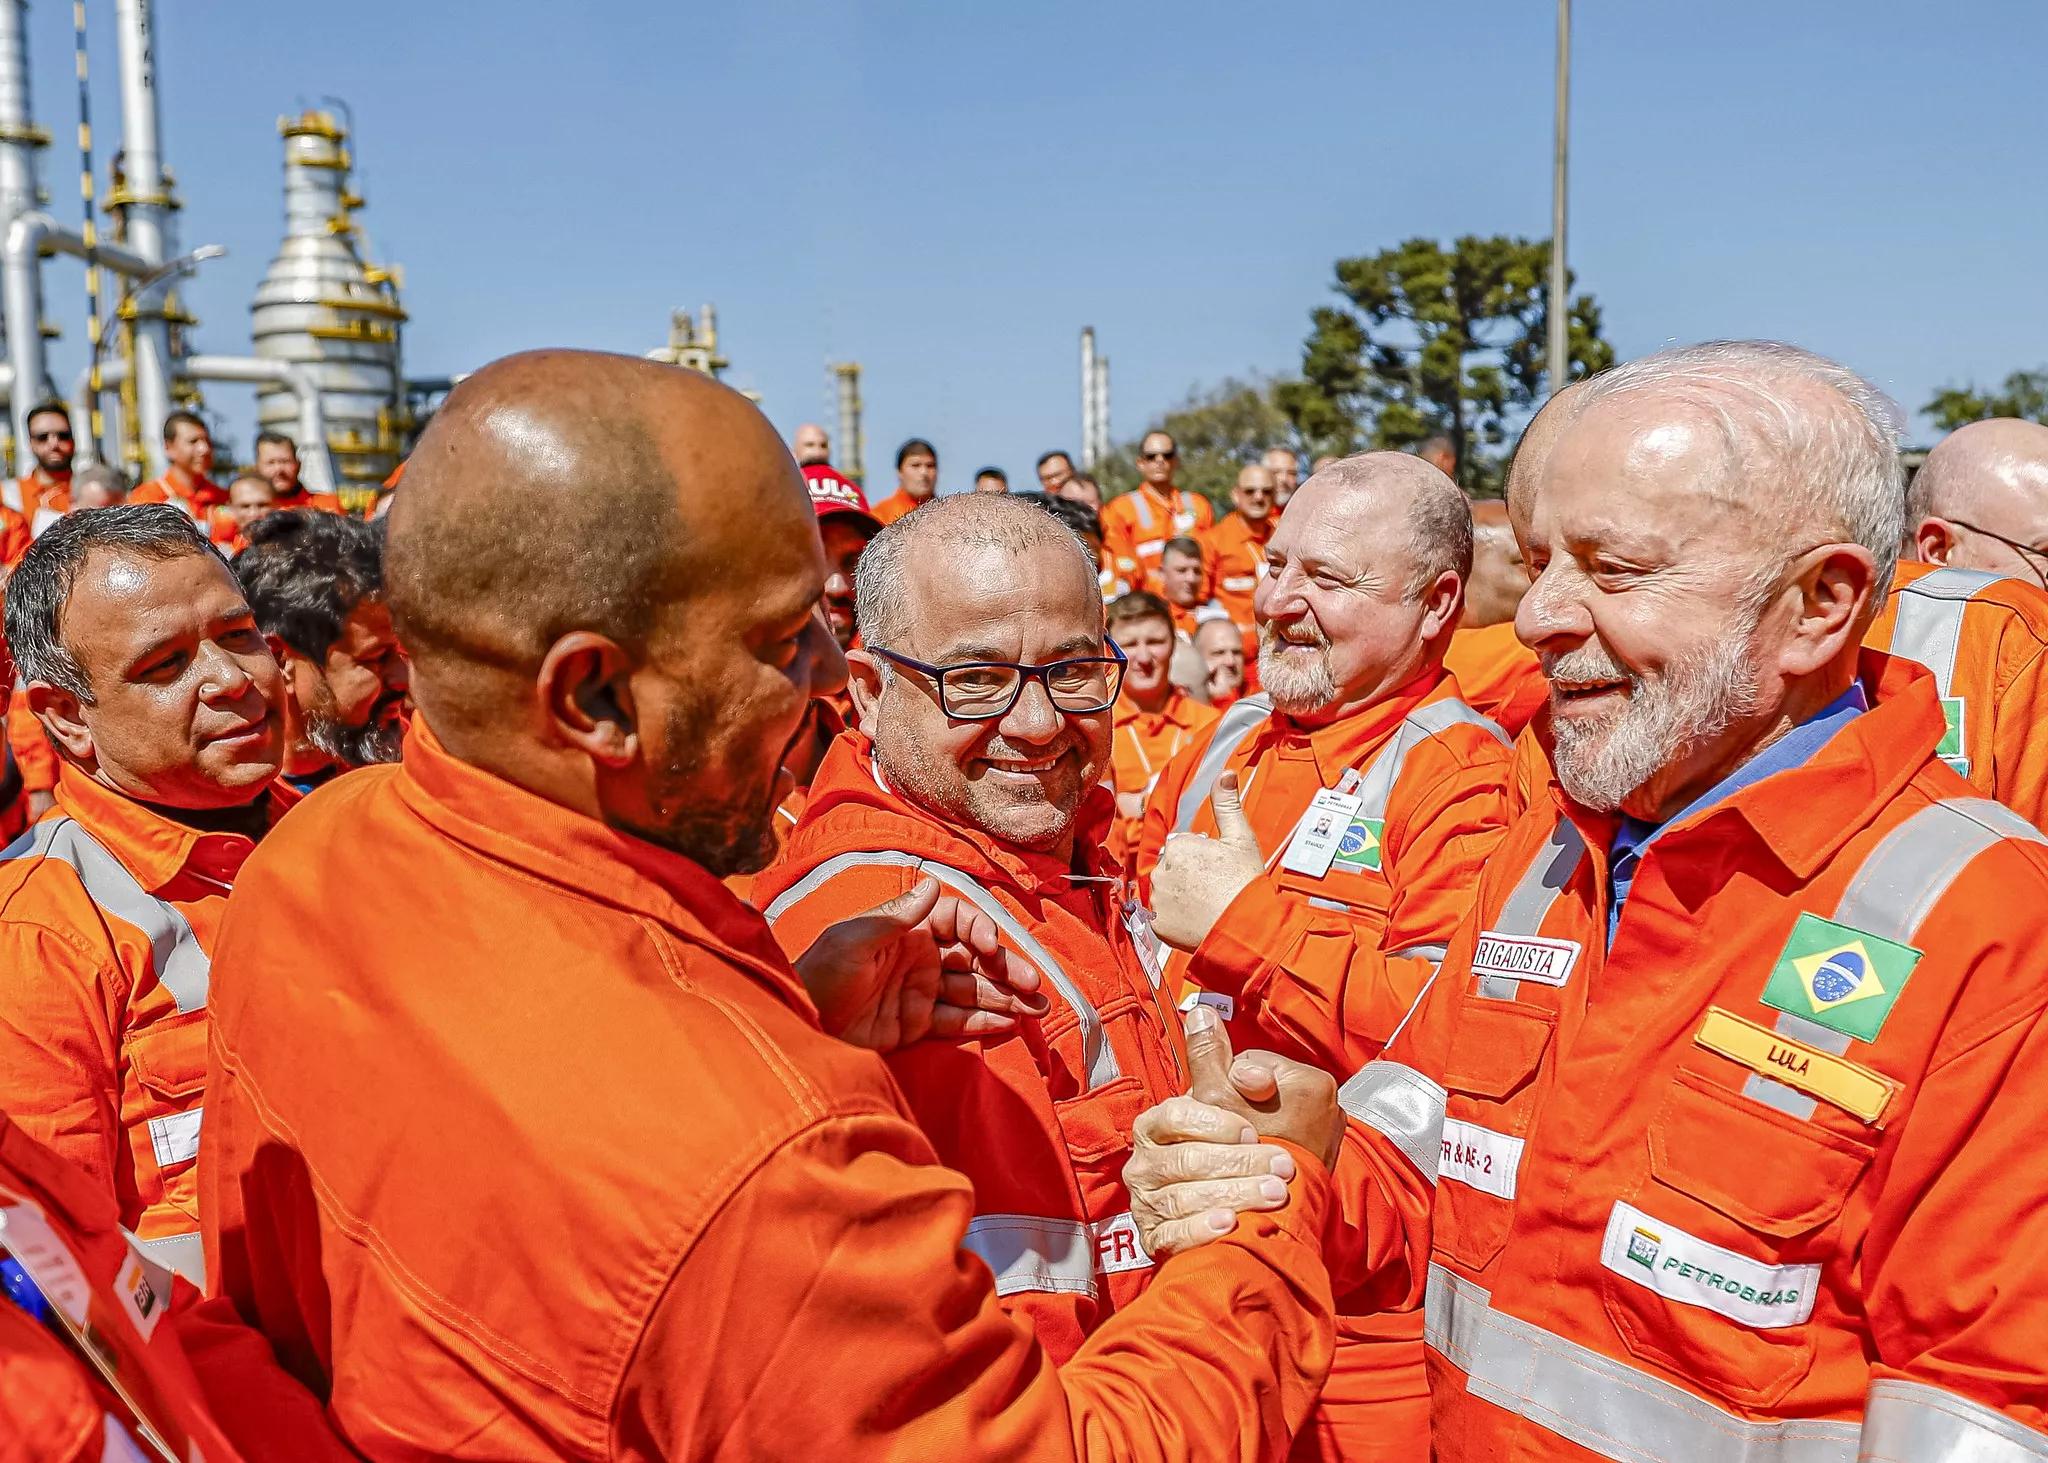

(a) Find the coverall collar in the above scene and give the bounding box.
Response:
[52,763,274,893]
[1260,665,1451,785]
[394,719,812,1016]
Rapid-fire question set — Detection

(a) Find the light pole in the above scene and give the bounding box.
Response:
[82,242,223,465]
[1547,0,1571,396]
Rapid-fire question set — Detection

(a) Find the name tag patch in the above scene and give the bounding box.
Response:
[146,1107,203,1168]
[1093,1211,1156,1276]
[1695,1007,1898,1124]
[1438,1117,1522,1199]
[1601,1201,1818,1329]
[1472,933,1578,986]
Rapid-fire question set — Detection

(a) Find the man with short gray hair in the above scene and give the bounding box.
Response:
[755,491,1342,1393]
[1242,340,2048,1457]
[1135,452,1514,1463]
[0,504,288,1285]
[1861,416,2048,827]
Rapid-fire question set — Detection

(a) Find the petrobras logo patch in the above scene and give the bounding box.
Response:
[1093,1211,1156,1277]
[1471,932,1578,987]
[1600,1201,1818,1330]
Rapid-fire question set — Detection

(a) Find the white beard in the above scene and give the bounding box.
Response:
[1258,619,1339,716]
[1545,619,1765,813]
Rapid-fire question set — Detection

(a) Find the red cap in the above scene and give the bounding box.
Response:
[803,463,880,532]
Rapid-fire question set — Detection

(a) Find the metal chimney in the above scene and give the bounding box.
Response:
[1079,327,1097,469]
[1092,354,1110,467]
[831,361,863,485]
[251,109,406,492]
[112,0,175,474]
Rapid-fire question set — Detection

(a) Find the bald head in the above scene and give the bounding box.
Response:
[856,492,1099,651]
[385,349,833,871]
[1295,452,1473,591]
[1907,418,2048,575]
[1465,499,1527,627]
[793,421,831,465]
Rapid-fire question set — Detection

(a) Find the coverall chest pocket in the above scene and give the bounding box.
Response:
[1434,1000,1553,1273]
[1603,1069,1874,1408]
[123,1010,208,1199]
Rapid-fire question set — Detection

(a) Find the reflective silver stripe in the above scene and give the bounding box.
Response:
[1479,818,1587,1000]
[131,1230,205,1288]
[1130,491,1155,530]
[1426,1263,1860,1463]
[1860,1379,2048,1462]
[1307,896,1348,912]
[1390,942,1448,965]
[1833,797,2048,946]
[1740,1073,1816,1121]
[1173,694,1272,832]
[762,850,1119,1087]
[1889,567,2000,697]
[961,1213,1096,1299]
[0,818,211,1013]
[1353,698,1511,822]
[1337,1060,1444,1180]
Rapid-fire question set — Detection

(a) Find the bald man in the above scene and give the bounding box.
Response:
[201,350,1340,1461]
[1262,447,1299,508]
[1856,416,2048,827]
[1135,453,1516,1463]
[1203,463,1279,646]
[793,420,831,466]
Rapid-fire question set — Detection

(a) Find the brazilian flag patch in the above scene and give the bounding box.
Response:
[1331,817,1385,874]
[1761,913,1921,1042]
[1938,696,1970,777]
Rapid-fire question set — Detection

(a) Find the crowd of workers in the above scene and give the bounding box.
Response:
[2,338,2048,1461]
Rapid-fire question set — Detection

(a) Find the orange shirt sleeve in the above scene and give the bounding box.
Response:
[1185,749,1511,1074]
[620,1109,1337,1462]
[0,922,123,1202]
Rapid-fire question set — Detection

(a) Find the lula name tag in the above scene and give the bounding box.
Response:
[1279,788,1364,878]
[1471,932,1579,986]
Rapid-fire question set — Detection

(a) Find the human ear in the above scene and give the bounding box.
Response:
[539,632,638,767]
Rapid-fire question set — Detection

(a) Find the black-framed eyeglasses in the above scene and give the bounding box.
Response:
[1944,517,2048,586]
[873,642,1127,721]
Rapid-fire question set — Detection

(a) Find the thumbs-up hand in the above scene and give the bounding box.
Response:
[1149,772,1265,951]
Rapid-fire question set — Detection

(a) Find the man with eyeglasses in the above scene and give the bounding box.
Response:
[9,400,74,536]
[1103,431,1214,595]
[1132,452,1513,1463]
[755,492,1337,1373]
[1859,416,2048,827]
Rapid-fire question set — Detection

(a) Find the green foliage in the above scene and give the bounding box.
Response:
[1095,376,1297,510]
[1276,235,1613,492]
[1924,369,2048,433]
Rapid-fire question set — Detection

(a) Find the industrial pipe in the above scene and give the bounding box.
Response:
[114,0,174,476]
[0,0,44,235]
[75,353,336,495]
[5,211,155,461]
[1080,327,1097,470]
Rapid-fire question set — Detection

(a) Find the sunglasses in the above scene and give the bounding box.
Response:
[1139,450,1176,461]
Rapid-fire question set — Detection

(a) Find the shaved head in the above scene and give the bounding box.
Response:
[1907,418,2048,577]
[386,349,838,874]
[1465,498,1526,627]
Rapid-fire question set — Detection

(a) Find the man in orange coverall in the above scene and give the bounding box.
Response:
[1861,416,2048,827]
[1104,588,1219,863]
[0,1110,354,1462]
[0,506,290,1288]
[1443,499,1547,735]
[755,495,1213,1359]
[1102,431,1215,594]
[1198,340,2048,1457]
[1135,451,1515,1463]
[201,349,1346,1462]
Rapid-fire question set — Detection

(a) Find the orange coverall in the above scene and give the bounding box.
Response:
[1443,620,1549,736]
[1102,484,1214,595]
[1133,669,1514,1463]
[203,721,1337,1461]
[1108,688,1219,865]
[1863,558,2048,828]
[755,731,1189,1361]
[130,475,232,544]
[868,487,929,525]
[1202,509,1274,633]
[269,484,345,515]
[1327,657,2048,1457]
[0,1110,353,1463]
[0,767,292,1288]
[5,469,70,535]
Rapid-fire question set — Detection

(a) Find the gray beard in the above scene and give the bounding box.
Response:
[306,713,403,770]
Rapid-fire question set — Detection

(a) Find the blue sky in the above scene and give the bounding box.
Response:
[22,1,2048,481]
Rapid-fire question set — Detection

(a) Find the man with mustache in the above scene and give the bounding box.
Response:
[755,492,1335,1369]
[1256,341,2048,1458]
[234,509,410,792]
[1135,453,1515,1463]
[0,506,289,1285]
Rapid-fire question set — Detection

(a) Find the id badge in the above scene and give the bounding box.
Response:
[1123,901,1167,988]
[1280,787,1364,878]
